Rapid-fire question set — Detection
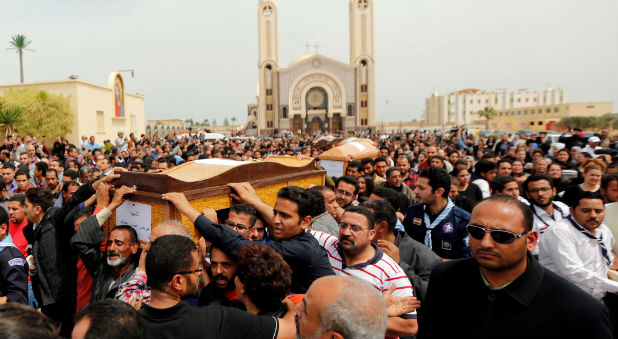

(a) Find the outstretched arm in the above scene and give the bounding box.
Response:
[228,182,275,225]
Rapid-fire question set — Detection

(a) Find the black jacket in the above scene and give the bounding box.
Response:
[194,215,334,293]
[395,231,442,303]
[419,255,613,339]
[70,214,136,302]
[31,182,95,307]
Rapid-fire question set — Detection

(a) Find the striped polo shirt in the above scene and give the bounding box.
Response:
[310,230,417,319]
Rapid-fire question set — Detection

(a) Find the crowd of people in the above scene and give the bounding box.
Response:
[0,126,616,338]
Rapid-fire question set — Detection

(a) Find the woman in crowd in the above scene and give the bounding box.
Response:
[452,167,483,204]
[357,175,374,203]
[554,148,575,170]
[548,162,569,198]
[561,158,606,206]
[511,159,530,184]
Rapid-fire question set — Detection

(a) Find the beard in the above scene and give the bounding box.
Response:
[530,198,552,208]
[212,274,234,291]
[107,251,129,268]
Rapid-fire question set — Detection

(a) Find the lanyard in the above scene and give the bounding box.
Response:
[531,203,564,231]
[423,199,454,249]
[567,216,611,267]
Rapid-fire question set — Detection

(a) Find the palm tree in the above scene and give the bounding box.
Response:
[478,107,497,129]
[0,101,24,137]
[8,34,33,83]
[231,117,237,126]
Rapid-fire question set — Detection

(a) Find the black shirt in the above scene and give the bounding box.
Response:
[419,255,613,339]
[139,301,278,339]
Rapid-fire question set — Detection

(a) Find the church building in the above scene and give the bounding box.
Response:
[248,0,376,135]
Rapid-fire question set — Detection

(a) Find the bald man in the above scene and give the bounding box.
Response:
[115,220,192,306]
[295,276,387,339]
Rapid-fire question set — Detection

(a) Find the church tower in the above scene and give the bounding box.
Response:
[349,0,375,128]
[257,0,279,131]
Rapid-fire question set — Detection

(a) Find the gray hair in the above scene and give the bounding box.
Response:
[155,220,191,238]
[79,165,93,175]
[318,276,387,339]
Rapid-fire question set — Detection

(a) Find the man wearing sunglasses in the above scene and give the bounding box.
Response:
[420,194,612,338]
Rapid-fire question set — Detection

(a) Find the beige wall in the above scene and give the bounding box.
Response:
[0,73,145,144]
[487,101,613,131]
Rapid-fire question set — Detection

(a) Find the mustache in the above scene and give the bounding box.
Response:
[340,236,354,243]
[475,249,500,257]
[213,274,230,282]
[107,251,121,257]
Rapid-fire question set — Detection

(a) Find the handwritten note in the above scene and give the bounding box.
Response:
[116,201,152,242]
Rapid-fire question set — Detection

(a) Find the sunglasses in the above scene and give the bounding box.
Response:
[466,224,527,244]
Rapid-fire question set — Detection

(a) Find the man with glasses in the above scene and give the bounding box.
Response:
[225,204,263,241]
[310,206,418,338]
[523,174,570,256]
[420,194,612,338]
[404,167,471,259]
[334,176,359,209]
[138,235,296,339]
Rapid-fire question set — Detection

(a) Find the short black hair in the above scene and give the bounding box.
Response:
[336,176,359,195]
[2,162,15,171]
[276,186,312,219]
[25,187,54,213]
[45,168,58,178]
[112,225,138,245]
[73,299,143,339]
[602,173,618,191]
[15,169,29,179]
[347,160,362,172]
[64,169,79,180]
[475,160,497,176]
[523,173,554,194]
[374,157,387,165]
[35,162,48,175]
[497,159,512,167]
[572,191,605,208]
[344,206,376,230]
[419,167,451,198]
[372,187,401,212]
[62,180,80,193]
[146,235,197,291]
[480,194,533,231]
[361,157,375,166]
[236,244,292,313]
[74,207,95,223]
[491,176,518,194]
[363,200,397,233]
[385,167,401,178]
[0,204,8,227]
[306,189,326,217]
[8,193,25,206]
[229,204,258,227]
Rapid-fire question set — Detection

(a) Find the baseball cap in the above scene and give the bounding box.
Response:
[588,136,601,143]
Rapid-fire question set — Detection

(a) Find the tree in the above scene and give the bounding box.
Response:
[184,118,194,126]
[0,88,72,139]
[559,114,617,130]
[223,117,229,126]
[212,119,217,126]
[0,100,24,137]
[8,34,33,83]
[203,118,210,127]
[231,117,237,125]
[478,107,497,129]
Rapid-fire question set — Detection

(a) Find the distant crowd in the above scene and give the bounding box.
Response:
[0,126,616,339]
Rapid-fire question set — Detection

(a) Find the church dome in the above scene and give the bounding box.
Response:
[289,53,316,66]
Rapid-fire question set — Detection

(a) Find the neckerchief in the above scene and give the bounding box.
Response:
[423,199,454,249]
[567,216,610,267]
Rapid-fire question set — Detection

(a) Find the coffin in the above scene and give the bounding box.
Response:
[318,141,379,178]
[109,157,325,243]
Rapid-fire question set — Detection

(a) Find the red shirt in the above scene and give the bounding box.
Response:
[76,257,93,312]
[8,218,29,258]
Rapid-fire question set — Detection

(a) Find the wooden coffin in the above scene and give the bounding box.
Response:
[109,157,325,243]
[318,141,379,178]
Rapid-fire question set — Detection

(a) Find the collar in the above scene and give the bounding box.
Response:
[483,253,544,307]
[337,242,383,269]
[0,234,15,252]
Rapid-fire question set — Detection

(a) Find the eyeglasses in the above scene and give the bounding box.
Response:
[335,189,354,198]
[225,219,253,233]
[466,224,527,244]
[175,267,203,275]
[340,222,371,233]
[528,187,552,194]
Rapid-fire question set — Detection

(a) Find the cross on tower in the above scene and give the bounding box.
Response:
[304,43,311,53]
[313,42,320,54]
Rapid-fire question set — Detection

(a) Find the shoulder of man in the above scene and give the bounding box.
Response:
[451,206,471,223]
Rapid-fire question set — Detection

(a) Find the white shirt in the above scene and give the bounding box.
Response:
[539,217,618,299]
[604,202,618,254]
[309,230,417,319]
[530,201,570,255]
[472,179,490,198]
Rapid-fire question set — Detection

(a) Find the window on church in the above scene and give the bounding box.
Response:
[282,106,288,118]
[263,6,272,16]
[266,104,273,111]
[358,0,368,9]
[347,104,353,116]
[266,89,272,95]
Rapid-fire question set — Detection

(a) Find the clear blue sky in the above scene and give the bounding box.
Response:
[1,0,616,124]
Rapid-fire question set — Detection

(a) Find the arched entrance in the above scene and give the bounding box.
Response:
[331,114,342,133]
[310,117,323,134]
[292,115,303,133]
